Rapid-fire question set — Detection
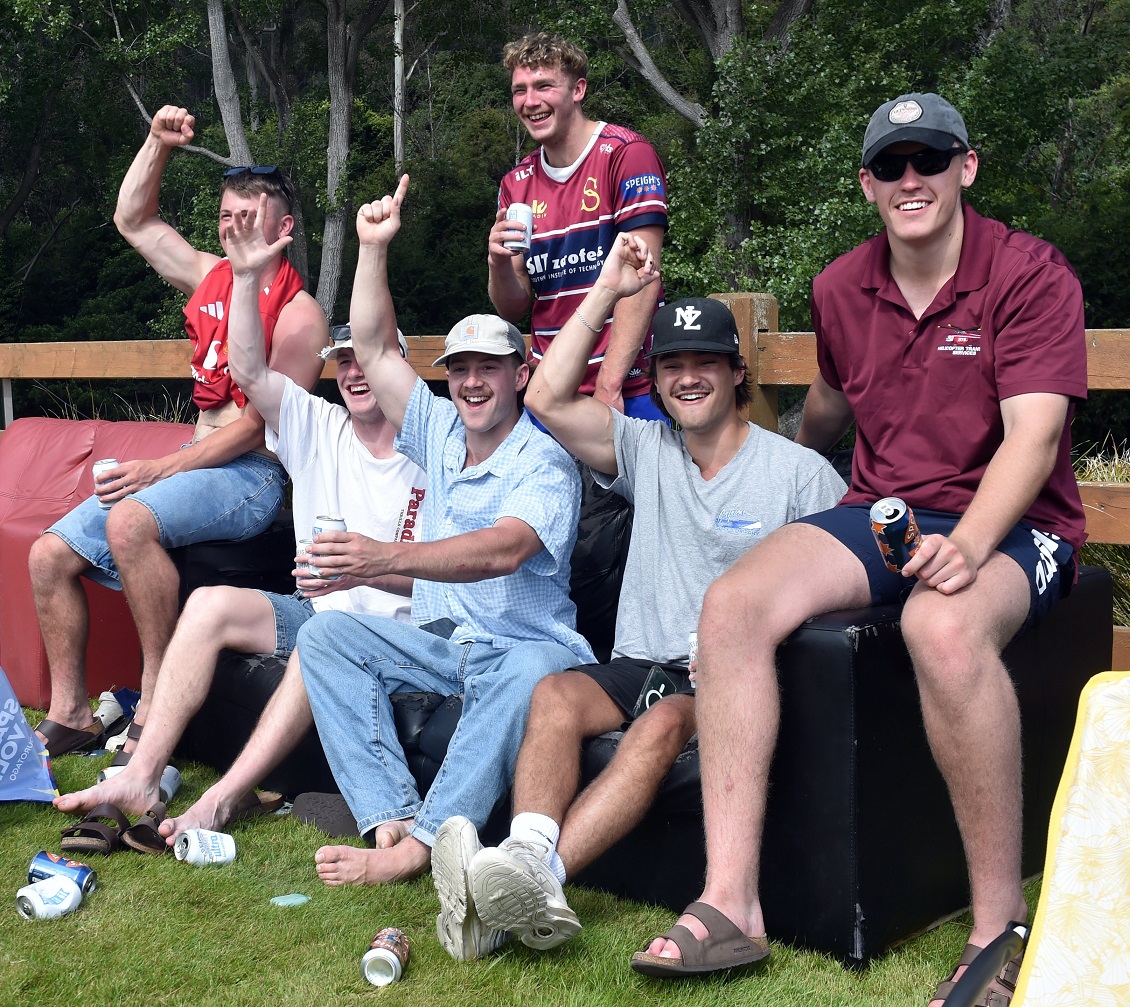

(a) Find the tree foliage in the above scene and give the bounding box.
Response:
[0,0,1127,440]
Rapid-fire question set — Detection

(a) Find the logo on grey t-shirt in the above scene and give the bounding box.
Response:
[715,509,763,536]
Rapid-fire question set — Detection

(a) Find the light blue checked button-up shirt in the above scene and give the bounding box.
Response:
[395,377,593,663]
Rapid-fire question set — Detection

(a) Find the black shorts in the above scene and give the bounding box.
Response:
[577,657,693,721]
[796,504,1075,634]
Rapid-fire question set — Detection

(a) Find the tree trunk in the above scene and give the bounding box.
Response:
[317,0,350,322]
[0,99,51,242]
[394,0,405,174]
[206,0,252,165]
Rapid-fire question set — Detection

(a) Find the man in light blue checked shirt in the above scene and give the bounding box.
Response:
[294,174,593,895]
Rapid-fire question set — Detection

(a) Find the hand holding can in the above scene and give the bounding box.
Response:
[869,497,922,572]
[92,458,119,510]
[504,203,533,253]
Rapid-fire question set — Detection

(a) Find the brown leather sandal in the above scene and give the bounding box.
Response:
[60,802,129,856]
[35,718,104,758]
[630,901,771,977]
[121,802,169,854]
[930,942,1023,1006]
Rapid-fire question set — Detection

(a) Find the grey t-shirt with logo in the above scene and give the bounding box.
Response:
[593,411,846,664]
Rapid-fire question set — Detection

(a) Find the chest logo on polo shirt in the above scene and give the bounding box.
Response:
[935,324,982,357]
[581,177,600,212]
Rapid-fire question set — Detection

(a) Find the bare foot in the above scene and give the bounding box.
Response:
[158,785,247,847]
[315,833,430,886]
[374,818,413,849]
[644,901,765,960]
[53,765,161,818]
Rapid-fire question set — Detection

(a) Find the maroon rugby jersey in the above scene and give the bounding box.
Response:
[498,122,668,397]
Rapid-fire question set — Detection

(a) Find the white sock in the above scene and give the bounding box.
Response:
[509,813,568,885]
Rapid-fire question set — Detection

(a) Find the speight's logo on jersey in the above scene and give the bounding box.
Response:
[935,323,982,357]
[621,173,665,200]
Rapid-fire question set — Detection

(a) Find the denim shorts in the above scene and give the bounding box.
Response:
[46,452,287,589]
[260,590,316,656]
[796,504,1076,634]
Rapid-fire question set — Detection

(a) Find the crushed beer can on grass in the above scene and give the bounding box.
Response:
[28,851,97,896]
[16,876,83,920]
[175,828,237,866]
[361,927,410,986]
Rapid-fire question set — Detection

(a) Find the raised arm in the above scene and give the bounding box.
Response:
[113,105,220,295]
[224,193,295,430]
[593,224,665,412]
[526,232,659,474]
[349,174,418,432]
[487,206,535,323]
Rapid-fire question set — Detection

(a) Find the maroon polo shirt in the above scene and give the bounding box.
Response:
[811,204,1087,549]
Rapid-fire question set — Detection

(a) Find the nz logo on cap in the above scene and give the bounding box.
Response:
[675,304,703,330]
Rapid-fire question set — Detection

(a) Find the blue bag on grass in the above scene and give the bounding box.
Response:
[0,666,59,802]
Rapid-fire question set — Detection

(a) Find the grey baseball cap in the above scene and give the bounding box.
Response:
[861,93,969,167]
[433,314,526,367]
[645,297,740,358]
[320,323,407,360]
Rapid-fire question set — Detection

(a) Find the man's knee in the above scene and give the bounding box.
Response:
[526,671,608,737]
[105,500,161,558]
[29,532,85,588]
[179,585,255,639]
[625,695,696,758]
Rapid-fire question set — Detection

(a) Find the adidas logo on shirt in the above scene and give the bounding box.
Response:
[199,301,225,320]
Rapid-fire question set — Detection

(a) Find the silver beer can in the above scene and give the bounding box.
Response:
[311,517,346,580]
[175,828,237,866]
[92,457,119,510]
[16,876,83,920]
[504,202,533,252]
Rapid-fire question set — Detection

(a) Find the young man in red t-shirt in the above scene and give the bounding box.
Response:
[488,32,667,419]
[30,105,327,765]
[634,94,1086,1007]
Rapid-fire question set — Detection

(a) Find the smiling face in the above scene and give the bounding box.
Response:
[653,351,744,434]
[859,142,977,249]
[333,348,385,424]
[218,191,292,255]
[446,351,529,441]
[510,63,587,155]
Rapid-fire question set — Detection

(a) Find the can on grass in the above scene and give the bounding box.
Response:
[175,829,237,866]
[361,927,410,986]
[869,496,922,573]
[28,851,97,896]
[504,202,533,253]
[16,876,83,920]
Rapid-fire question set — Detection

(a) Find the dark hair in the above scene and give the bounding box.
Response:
[502,32,588,82]
[219,168,295,216]
[647,352,752,420]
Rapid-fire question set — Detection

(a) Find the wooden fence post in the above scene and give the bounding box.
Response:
[711,291,780,432]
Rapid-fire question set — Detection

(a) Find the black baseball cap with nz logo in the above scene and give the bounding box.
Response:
[645,297,741,358]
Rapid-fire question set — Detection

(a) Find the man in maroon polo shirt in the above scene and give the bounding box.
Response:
[630,94,1087,1006]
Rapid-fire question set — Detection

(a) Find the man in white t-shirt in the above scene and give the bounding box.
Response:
[54,197,427,829]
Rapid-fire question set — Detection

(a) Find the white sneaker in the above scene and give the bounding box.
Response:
[431,816,511,961]
[469,837,581,950]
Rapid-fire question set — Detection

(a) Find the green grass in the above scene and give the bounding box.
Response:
[1,739,1043,1007]
[1075,444,1130,626]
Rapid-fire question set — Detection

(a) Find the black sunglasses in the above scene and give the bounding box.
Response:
[866,147,967,183]
[330,323,351,342]
[223,164,281,178]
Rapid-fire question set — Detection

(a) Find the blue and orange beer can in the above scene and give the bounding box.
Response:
[869,497,922,572]
[28,851,97,896]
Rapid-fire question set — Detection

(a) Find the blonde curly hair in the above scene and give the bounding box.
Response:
[502,32,588,81]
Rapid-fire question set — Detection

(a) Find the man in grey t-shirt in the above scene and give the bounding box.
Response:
[430,234,846,961]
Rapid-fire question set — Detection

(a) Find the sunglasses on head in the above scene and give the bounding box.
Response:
[866,147,967,183]
[330,324,351,342]
[223,164,280,178]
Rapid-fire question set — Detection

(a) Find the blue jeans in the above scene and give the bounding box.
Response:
[297,611,577,846]
[47,452,286,589]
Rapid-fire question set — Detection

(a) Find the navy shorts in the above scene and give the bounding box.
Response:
[578,657,693,721]
[796,504,1075,634]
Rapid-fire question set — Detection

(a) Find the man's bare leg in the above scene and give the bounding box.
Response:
[29,533,101,738]
[511,671,626,822]
[646,524,871,958]
[557,694,696,876]
[54,585,278,817]
[907,555,1030,1005]
[159,644,316,843]
[105,500,182,736]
